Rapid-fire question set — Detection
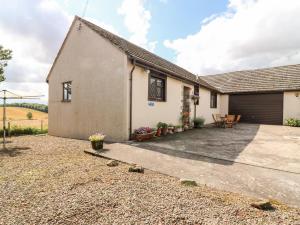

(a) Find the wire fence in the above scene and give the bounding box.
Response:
[0,119,48,131]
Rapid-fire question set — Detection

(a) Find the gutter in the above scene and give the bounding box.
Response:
[129,58,136,140]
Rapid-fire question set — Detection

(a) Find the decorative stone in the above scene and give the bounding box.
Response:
[251,200,274,210]
[128,165,144,173]
[180,179,197,186]
[106,160,119,167]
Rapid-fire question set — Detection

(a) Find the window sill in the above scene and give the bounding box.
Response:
[148,99,166,102]
[61,100,71,103]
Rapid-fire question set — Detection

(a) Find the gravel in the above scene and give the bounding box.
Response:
[0,135,299,225]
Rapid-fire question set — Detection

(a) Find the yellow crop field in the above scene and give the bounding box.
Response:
[0,107,48,129]
[0,107,48,120]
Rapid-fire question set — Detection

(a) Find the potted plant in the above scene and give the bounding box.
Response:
[89,133,105,150]
[175,125,182,132]
[193,117,205,128]
[134,127,156,141]
[161,123,168,136]
[168,123,175,134]
[156,122,163,137]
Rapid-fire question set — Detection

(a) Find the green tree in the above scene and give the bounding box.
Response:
[0,45,13,82]
[27,111,33,120]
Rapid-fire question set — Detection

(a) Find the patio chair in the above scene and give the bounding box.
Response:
[233,115,241,125]
[226,115,235,128]
[212,114,222,127]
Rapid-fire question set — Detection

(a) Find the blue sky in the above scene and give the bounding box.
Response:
[56,0,228,62]
[1,0,300,104]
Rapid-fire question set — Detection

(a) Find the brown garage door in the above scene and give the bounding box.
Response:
[229,93,283,125]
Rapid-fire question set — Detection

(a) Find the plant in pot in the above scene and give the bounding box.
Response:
[168,123,175,134]
[156,122,163,137]
[193,117,205,128]
[89,133,105,150]
[175,125,182,132]
[161,123,168,136]
[134,127,155,141]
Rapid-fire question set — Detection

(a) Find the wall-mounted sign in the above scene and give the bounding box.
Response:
[148,101,155,107]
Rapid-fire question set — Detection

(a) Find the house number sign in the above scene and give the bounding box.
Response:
[148,101,155,107]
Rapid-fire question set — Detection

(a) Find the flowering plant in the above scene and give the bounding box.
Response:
[134,127,153,135]
[89,133,105,142]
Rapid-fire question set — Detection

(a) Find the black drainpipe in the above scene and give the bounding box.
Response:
[129,58,136,140]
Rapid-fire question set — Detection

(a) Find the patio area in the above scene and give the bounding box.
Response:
[130,123,300,173]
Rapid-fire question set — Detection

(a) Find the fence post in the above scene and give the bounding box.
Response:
[8,121,10,137]
[41,120,43,131]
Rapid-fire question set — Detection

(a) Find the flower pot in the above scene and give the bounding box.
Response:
[168,127,174,134]
[91,140,103,150]
[135,131,156,141]
[162,128,168,136]
[156,128,161,137]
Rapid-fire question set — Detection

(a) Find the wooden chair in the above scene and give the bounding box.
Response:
[212,114,222,127]
[226,115,235,128]
[233,115,241,125]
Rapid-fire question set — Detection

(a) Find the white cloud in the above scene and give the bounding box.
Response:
[164,0,300,75]
[0,0,118,104]
[0,0,71,87]
[118,0,156,52]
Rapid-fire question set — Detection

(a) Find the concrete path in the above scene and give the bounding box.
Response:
[93,143,300,208]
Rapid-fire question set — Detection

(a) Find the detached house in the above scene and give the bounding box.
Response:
[47,16,300,141]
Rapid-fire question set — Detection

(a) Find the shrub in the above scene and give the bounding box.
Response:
[193,117,205,128]
[26,111,33,120]
[0,126,47,137]
[285,118,300,127]
[157,122,168,129]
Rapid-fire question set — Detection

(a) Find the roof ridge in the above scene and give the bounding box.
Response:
[201,63,300,77]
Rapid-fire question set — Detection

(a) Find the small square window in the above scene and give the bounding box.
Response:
[62,81,72,102]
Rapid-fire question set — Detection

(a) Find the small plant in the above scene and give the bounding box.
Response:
[26,111,33,120]
[193,117,205,128]
[285,118,300,127]
[134,127,154,135]
[157,122,164,129]
[133,127,155,141]
[89,133,105,150]
[157,122,168,135]
[89,133,105,141]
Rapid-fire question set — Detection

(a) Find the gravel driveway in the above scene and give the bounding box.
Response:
[0,135,299,225]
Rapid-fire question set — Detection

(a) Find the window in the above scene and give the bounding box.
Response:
[63,81,72,102]
[210,91,217,108]
[148,73,166,101]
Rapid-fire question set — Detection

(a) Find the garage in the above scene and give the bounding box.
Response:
[229,93,283,125]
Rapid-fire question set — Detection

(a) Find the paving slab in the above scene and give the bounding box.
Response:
[91,143,300,208]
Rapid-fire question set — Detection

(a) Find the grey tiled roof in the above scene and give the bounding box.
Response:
[201,64,300,93]
[77,16,216,90]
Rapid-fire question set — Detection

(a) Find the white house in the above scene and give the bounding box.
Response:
[47,16,300,141]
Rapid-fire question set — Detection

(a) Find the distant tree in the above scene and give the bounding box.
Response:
[0,45,13,82]
[27,111,33,120]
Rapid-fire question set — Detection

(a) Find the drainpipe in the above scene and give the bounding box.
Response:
[129,58,136,140]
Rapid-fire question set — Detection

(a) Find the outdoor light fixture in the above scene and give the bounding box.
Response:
[295,92,299,97]
[145,69,150,74]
